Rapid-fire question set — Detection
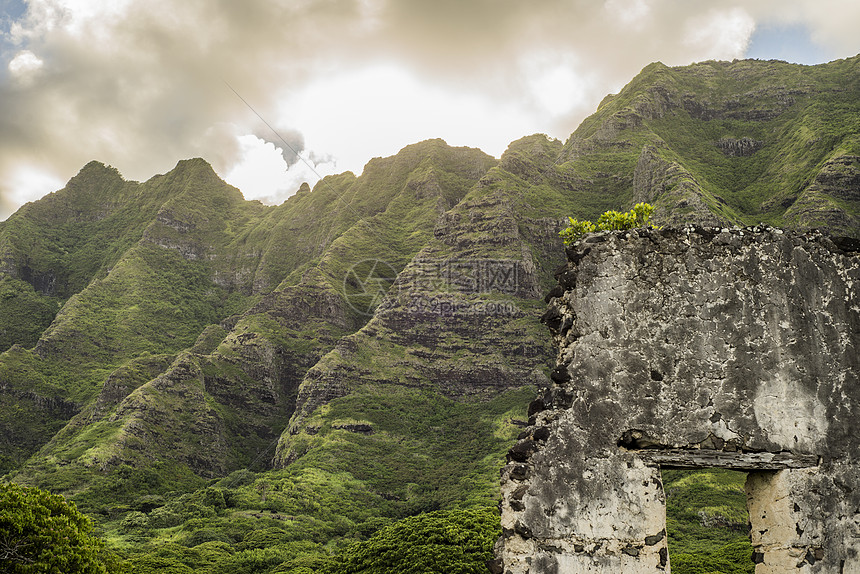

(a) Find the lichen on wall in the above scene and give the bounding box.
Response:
[499,225,860,573]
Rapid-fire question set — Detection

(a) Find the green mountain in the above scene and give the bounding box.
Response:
[1,56,859,573]
[564,56,860,232]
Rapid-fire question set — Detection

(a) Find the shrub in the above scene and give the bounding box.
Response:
[120,510,149,532]
[327,506,499,574]
[181,528,233,547]
[147,505,185,528]
[560,202,655,245]
[237,527,292,551]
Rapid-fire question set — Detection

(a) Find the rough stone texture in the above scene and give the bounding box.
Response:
[500,226,860,573]
[785,155,860,237]
[716,136,764,157]
[806,155,860,203]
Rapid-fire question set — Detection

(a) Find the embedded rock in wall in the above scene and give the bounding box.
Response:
[500,226,860,573]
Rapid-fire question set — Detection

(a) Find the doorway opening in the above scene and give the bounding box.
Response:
[662,468,755,574]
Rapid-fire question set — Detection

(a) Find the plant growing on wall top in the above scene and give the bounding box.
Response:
[560,202,656,245]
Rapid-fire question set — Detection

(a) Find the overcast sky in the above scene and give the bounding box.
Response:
[1,0,859,219]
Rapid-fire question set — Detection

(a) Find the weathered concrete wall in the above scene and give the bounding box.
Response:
[499,226,860,573]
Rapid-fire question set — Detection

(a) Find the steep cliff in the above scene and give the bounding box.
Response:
[4,140,499,494]
[266,143,572,509]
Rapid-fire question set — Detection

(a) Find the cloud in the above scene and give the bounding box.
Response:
[252,126,305,168]
[223,135,315,205]
[0,0,858,219]
[742,0,860,57]
[604,0,652,30]
[683,8,756,58]
[0,0,335,214]
[8,49,43,77]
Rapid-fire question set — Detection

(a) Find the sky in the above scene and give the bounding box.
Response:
[1,0,859,219]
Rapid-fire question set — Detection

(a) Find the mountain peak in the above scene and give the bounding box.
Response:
[173,157,215,172]
[145,157,240,205]
[162,157,220,183]
[68,160,125,188]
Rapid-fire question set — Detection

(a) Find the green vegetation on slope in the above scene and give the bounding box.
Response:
[327,506,499,574]
[0,161,176,351]
[1,141,496,479]
[0,160,267,475]
[0,140,512,574]
[79,386,533,573]
[562,56,860,233]
[664,469,754,574]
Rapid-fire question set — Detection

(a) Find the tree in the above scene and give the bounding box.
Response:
[0,482,120,573]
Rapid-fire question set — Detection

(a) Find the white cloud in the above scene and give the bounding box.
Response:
[683,7,756,62]
[8,49,43,80]
[13,0,133,40]
[280,64,539,170]
[519,51,598,120]
[2,164,64,217]
[222,135,335,205]
[604,0,651,29]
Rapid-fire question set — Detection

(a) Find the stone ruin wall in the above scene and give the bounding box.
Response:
[498,226,860,573]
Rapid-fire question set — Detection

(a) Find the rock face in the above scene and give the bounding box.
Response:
[632,144,731,228]
[0,141,498,480]
[716,136,764,157]
[500,226,860,573]
[272,149,564,466]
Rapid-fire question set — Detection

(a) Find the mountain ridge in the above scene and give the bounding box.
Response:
[1,56,859,573]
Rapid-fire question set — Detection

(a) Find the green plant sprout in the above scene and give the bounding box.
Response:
[560,202,656,245]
